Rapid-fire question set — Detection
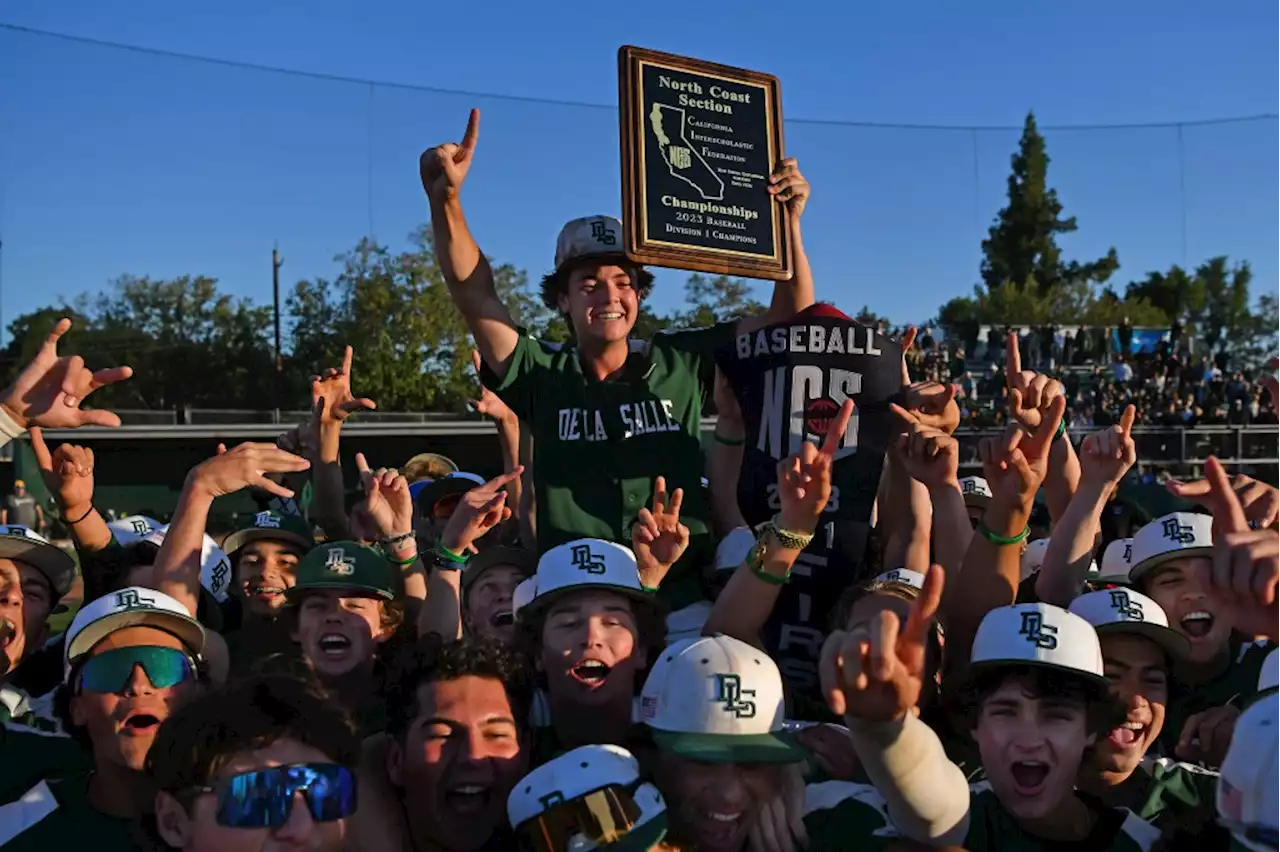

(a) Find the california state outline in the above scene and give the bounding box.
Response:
[649,102,726,201]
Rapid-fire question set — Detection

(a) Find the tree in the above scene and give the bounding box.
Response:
[980,112,1118,294]
[667,274,765,329]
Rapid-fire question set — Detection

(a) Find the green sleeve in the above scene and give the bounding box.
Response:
[0,724,91,804]
[650,321,738,402]
[802,781,897,849]
[479,330,560,423]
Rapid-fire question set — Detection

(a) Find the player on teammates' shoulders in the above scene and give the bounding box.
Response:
[419,108,815,620]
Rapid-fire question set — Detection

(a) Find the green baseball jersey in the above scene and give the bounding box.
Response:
[484,324,736,609]
[1162,639,1275,756]
[1093,756,1217,833]
[801,781,897,850]
[0,773,138,850]
[0,722,90,805]
[965,784,1160,852]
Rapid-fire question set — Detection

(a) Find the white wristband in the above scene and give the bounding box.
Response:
[0,407,26,441]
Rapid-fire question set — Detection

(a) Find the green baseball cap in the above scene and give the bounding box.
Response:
[222,510,315,556]
[286,541,397,602]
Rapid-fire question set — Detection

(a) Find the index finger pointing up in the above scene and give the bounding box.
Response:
[460,108,480,155]
[1205,456,1249,534]
[820,399,856,456]
[341,345,354,376]
[1006,330,1022,383]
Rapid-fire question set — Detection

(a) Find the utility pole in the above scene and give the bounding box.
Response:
[272,245,283,413]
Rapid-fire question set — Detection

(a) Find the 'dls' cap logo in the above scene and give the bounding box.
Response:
[1019,610,1058,650]
[714,673,756,719]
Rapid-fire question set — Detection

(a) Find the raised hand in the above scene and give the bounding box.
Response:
[776,400,854,534]
[468,350,514,422]
[890,404,959,490]
[1197,457,1278,640]
[1167,470,1279,533]
[979,396,1065,507]
[188,443,311,501]
[631,476,690,591]
[1005,331,1065,432]
[1,319,133,429]
[1079,405,1136,487]
[420,109,480,203]
[820,563,944,722]
[355,453,414,539]
[311,346,377,426]
[438,467,524,554]
[767,157,810,218]
[29,427,94,512]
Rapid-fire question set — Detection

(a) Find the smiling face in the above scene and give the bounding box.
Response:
[389,675,526,852]
[1141,557,1231,665]
[655,752,782,852]
[464,566,524,644]
[293,591,391,678]
[0,559,54,676]
[166,738,346,852]
[556,262,639,347]
[1091,633,1168,777]
[236,540,304,618]
[70,626,199,772]
[973,677,1095,823]
[539,590,646,708]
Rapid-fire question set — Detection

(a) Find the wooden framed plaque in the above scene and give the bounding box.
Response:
[618,46,792,281]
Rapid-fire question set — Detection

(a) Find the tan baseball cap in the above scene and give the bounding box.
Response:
[554,216,625,272]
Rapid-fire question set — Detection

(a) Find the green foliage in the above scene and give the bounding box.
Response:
[3,231,771,413]
[980,112,1119,295]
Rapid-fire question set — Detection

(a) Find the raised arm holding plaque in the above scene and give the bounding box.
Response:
[618,46,792,280]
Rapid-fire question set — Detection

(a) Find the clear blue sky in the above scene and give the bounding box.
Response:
[0,1,1275,342]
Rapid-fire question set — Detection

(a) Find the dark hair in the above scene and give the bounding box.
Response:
[538,261,655,314]
[517,591,668,691]
[148,674,357,792]
[385,635,533,742]
[953,664,1120,737]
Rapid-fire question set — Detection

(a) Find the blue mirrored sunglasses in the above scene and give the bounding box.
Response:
[190,763,358,829]
[77,646,195,693]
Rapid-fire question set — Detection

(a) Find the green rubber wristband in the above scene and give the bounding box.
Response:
[713,432,745,446]
[432,540,469,564]
[640,584,660,594]
[388,555,418,567]
[751,565,791,585]
[1055,418,1068,441]
[976,523,1030,546]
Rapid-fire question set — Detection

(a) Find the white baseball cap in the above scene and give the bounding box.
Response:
[1096,538,1134,585]
[1020,538,1097,582]
[141,526,233,604]
[64,586,205,679]
[959,476,993,506]
[518,539,654,619]
[970,603,1106,686]
[1217,693,1278,852]
[107,515,162,545]
[1068,588,1190,661]
[714,527,756,573]
[508,745,668,852]
[873,568,926,591]
[554,216,625,272]
[1259,648,1278,693]
[640,634,804,764]
[1129,512,1213,583]
[0,524,77,601]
